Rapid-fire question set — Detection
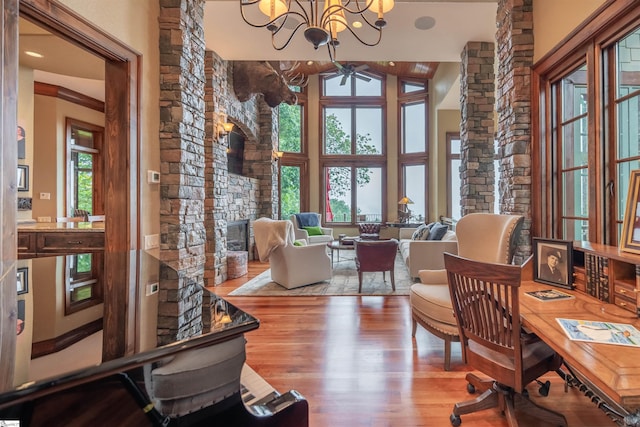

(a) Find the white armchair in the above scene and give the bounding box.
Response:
[290,213,334,245]
[253,217,332,289]
[410,213,525,370]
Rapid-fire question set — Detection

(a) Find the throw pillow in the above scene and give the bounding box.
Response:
[411,223,431,240]
[303,226,324,236]
[427,223,449,241]
[293,240,306,246]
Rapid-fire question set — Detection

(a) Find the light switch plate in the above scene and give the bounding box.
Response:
[146,282,159,296]
[147,170,160,184]
[144,234,160,250]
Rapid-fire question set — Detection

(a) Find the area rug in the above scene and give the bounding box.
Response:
[229,252,413,296]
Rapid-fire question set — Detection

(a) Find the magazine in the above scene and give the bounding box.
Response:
[525,289,574,302]
[556,318,640,347]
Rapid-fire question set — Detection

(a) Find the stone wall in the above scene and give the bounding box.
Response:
[496,0,534,263]
[158,0,207,344]
[203,50,276,285]
[459,41,496,217]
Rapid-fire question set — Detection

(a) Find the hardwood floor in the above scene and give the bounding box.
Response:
[208,261,614,427]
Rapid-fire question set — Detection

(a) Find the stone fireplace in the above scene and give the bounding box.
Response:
[227,220,249,252]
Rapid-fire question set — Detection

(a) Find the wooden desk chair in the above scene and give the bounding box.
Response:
[444,253,567,427]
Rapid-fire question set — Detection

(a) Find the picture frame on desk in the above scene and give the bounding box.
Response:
[533,238,573,290]
[620,170,640,254]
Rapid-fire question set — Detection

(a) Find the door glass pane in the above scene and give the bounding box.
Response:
[562,218,588,241]
[562,117,588,168]
[450,159,461,220]
[279,103,302,153]
[617,160,640,222]
[356,167,382,222]
[324,108,351,154]
[617,27,640,99]
[562,169,589,217]
[404,164,425,222]
[616,97,640,159]
[280,165,300,219]
[326,167,352,223]
[355,107,382,154]
[402,102,426,153]
[72,151,94,214]
[562,65,587,121]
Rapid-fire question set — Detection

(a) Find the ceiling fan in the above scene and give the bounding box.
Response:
[332,62,371,86]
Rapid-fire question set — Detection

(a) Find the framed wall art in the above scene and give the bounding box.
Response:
[17,267,28,295]
[533,238,573,289]
[17,165,29,192]
[620,170,640,254]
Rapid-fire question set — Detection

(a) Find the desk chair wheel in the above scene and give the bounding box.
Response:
[450,414,462,426]
[466,383,475,394]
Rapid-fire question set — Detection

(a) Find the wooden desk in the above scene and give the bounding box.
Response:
[520,281,640,425]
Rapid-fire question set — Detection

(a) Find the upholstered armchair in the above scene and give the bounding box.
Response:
[254,217,332,289]
[357,223,381,240]
[354,238,399,292]
[410,213,524,370]
[290,213,334,245]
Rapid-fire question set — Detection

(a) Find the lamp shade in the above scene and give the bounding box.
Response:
[398,196,414,205]
[368,0,394,14]
[323,0,347,35]
[258,0,288,20]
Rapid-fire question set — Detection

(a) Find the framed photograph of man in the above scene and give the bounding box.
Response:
[533,238,573,289]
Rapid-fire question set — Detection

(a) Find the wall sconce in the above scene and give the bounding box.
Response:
[218,122,234,137]
[272,150,284,162]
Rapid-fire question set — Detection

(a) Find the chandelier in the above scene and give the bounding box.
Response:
[239,0,395,61]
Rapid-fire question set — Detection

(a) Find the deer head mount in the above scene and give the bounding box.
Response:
[232,61,298,108]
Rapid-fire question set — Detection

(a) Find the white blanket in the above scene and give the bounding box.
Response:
[253,218,294,262]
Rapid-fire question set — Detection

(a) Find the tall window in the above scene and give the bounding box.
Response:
[66,118,103,217]
[65,118,104,314]
[447,133,499,219]
[447,133,461,219]
[279,86,308,219]
[534,4,640,245]
[322,70,386,225]
[553,64,589,241]
[399,79,428,221]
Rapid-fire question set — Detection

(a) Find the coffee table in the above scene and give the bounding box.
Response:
[327,238,357,265]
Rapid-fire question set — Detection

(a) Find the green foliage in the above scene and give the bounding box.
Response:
[278,104,301,152]
[280,165,300,219]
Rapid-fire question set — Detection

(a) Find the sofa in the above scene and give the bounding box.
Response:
[398,226,458,279]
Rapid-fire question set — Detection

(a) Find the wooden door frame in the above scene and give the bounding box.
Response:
[0,0,140,372]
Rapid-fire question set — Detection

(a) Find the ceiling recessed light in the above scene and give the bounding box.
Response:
[389,61,395,67]
[414,16,436,31]
[352,21,363,29]
[25,51,44,58]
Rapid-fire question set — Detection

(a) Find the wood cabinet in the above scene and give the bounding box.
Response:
[572,241,640,316]
[17,223,105,258]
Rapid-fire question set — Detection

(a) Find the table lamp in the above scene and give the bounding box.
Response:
[398,196,414,223]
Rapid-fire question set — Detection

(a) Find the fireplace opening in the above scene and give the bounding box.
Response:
[227,220,249,252]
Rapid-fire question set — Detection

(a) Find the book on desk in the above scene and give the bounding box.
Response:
[524,289,574,302]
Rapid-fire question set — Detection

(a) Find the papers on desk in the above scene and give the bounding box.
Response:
[525,289,574,302]
[557,318,640,347]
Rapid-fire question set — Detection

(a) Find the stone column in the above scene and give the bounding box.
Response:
[204,51,230,286]
[459,41,496,217]
[158,0,207,345]
[496,0,534,263]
